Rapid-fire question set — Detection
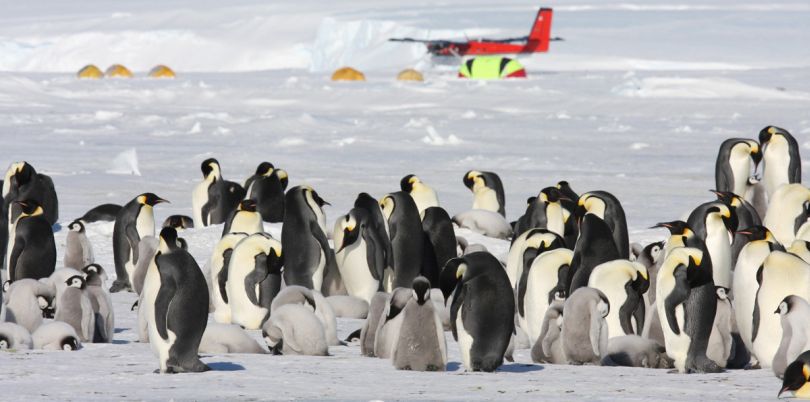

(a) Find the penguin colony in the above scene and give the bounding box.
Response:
[1,126,810,396]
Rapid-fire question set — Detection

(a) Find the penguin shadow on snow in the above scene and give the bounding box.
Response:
[446,362,544,373]
[205,361,246,372]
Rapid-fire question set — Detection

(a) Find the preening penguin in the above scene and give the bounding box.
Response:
[463,170,505,216]
[110,193,167,293]
[32,321,81,351]
[5,200,56,282]
[245,161,288,223]
[282,186,336,292]
[686,201,736,288]
[148,227,210,373]
[374,287,412,359]
[714,138,761,198]
[561,287,610,365]
[577,191,629,258]
[380,192,424,289]
[780,353,810,399]
[759,126,801,199]
[64,220,94,270]
[226,233,283,330]
[199,323,267,354]
[711,190,761,267]
[82,264,114,343]
[655,247,721,373]
[208,232,248,324]
[54,275,95,343]
[0,322,33,350]
[567,214,621,293]
[400,174,439,216]
[3,278,55,333]
[271,286,341,346]
[262,304,328,356]
[392,277,447,371]
[191,158,245,228]
[221,199,263,236]
[587,260,649,338]
[447,252,515,372]
[420,207,457,287]
[353,192,394,272]
[334,208,385,304]
[773,295,810,378]
[530,301,565,364]
[763,184,810,246]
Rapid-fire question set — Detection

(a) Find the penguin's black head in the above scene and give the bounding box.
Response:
[540,187,563,204]
[651,220,689,236]
[0,334,9,350]
[750,145,763,166]
[66,275,86,290]
[68,220,85,233]
[138,193,168,207]
[463,171,479,190]
[308,188,329,207]
[239,199,257,212]
[159,227,179,249]
[710,189,740,206]
[266,246,283,274]
[8,161,35,188]
[13,200,44,219]
[439,257,464,302]
[707,204,738,234]
[255,161,274,176]
[400,174,417,193]
[715,286,729,301]
[634,269,650,295]
[337,213,361,253]
[61,337,80,351]
[642,241,665,264]
[759,126,790,146]
[780,360,810,398]
[556,181,570,190]
[274,169,289,190]
[411,276,431,305]
[82,263,105,285]
[735,225,772,242]
[201,158,220,177]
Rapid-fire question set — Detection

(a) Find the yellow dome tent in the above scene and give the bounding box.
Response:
[105,64,134,78]
[148,65,176,78]
[396,69,424,82]
[331,67,365,81]
[77,64,103,79]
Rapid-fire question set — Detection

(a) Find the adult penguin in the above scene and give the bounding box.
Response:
[400,174,439,216]
[686,201,736,289]
[763,184,810,246]
[655,247,721,373]
[221,199,263,236]
[711,190,761,267]
[208,232,248,324]
[245,161,288,223]
[587,259,649,338]
[759,126,801,199]
[463,170,505,217]
[110,193,167,293]
[513,187,569,244]
[651,220,703,258]
[149,227,210,373]
[519,248,572,344]
[191,158,245,228]
[577,191,629,258]
[380,192,424,290]
[514,230,566,314]
[77,203,121,223]
[227,233,284,330]
[446,252,515,372]
[353,192,394,273]
[420,206,457,286]
[567,214,621,293]
[334,208,385,304]
[714,138,761,197]
[282,186,336,292]
[779,352,810,398]
[505,228,564,289]
[5,200,56,282]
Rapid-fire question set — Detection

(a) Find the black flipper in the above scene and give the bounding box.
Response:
[217,248,233,304]
[664,266,690,335]
[244,253,269,307]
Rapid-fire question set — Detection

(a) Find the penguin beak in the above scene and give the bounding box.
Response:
[156,198,169,204]
[337,226,358,253]
[779,386,789,398]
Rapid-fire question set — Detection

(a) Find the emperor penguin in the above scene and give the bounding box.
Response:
[714,138,761,197]
[199,323,267,354]
[5,200,56,281]
[567,214,621,293]
[773,295,810,378]
[64,220,94,270]
[131,236,159,296]
[110,193,168,293]
[360,292,389,356]
[744,175,768,219]
[779,352,810,398]
[530,301,565,364]
[447,252,515,372]
[505,228,565,289]
[0,322,33,350]
[513,187,570,245]
[687,202,736,288]
[601,335,673,368]
[420,207,458,286]
[191,158,245,228]
[633,241,665,304]
[711,190,761,267]
[208,232,248,324]
[245,161,288,223]
[281,186,336,292]
[789,240,810,263]
[463,170,505,216]
[353,192,394,273]
[138,228,183,343]
[763,184,810,245]
[759,126,801,199]
[148,227,210,373]
[656,247,722,373]
[561,287,610,365]
[3,278,54,333]
[520,248,572,344]
[400,174,439,216]
[262,303,328,356]
[31,321,81,351]
[78,203,121,223]
[46,268,83,312]
[753,251,810,368]
[221,199,263,236]
[54,275,95,343]
[392,277,447,371]
[162,215,194,230]
[374,287,413,359]
[227,232,283,330]
[270,286,341,346]
[706,287,733,369]
[82,264,114,343]
[587,260,649,338]
[651,220,700,258]
[577,191,630,258]
[380,192,424,290]
[334,208,385,304]
[451,209,512,240]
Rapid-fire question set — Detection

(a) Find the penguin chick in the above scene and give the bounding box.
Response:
[32,321,81,351]
[262,304,328,356]
[199,323,267,354]
[601,335,673,369]
[773,295,810,378]
[561,287,610,365]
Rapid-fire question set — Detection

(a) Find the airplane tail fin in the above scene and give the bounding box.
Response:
[527,8,553,51]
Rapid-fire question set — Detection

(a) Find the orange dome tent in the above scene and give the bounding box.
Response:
[331,67,365,81]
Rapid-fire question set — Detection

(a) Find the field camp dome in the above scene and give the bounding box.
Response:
[458,56,526,79]
[76,64,103,79]
[105,64,134,78]
[148,65,176,78]
[396,68,424,82]
[331,67,366,81]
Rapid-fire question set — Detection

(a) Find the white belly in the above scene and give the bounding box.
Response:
[412,188,439,216]
[311,248,326,291]
[545,203,565,237]
[523,281,552,344]
[472,188,499,213]
[5,222,17,275]
[337,240,378,304]
[192,181,210,228]
[135,207,155,242]
[227,258,268,330]
[764,140,791,198]
[658,302,690,373]
[705,224,732,288]
[140,260,161,343]
[729,151,752,196]
[456,305,474,371]
[732,245,770,350]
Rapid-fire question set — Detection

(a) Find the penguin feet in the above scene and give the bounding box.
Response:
[687,357,723,374]
[109,281,132,293]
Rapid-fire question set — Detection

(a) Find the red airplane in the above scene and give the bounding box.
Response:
[390,8,558,57]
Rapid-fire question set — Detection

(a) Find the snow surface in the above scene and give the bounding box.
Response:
[1,0,809,400]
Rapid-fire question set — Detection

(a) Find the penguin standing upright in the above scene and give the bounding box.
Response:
[207,232,248,324]
[773,295,810,378]
[513,187,569,244]
[64,220,94,270]
[191,158,245,228]
[711,190,761,267]
[763,184,810,246]
[706,287,733,369]
[82,264,114,343]
[400,175,439,216]
[656,247,721,373]
[380,192,424,290]
[148,227,210,373]
[110,193,167,293]
[392,277,447,371]
[245,162,288,223]
[759,126,801,199]
[446,252,515,372]
[54,275,95,343]
[221,199,263,236]
[282,186,336,292]
[561,287,610,365]
[587,259,649,338]
[463,170,505,216]
[567,214,620,293]
[5,200,56,282]
[420,207,457,286]
[334,208,385,304]
[577,191,629,258]
[374,288,413,359]
[714,138,761,197]
[530,301,565,364]
[686,202,736,289]
[353,193,393,268]
[227,233,284,330]
[506,228,565,289]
